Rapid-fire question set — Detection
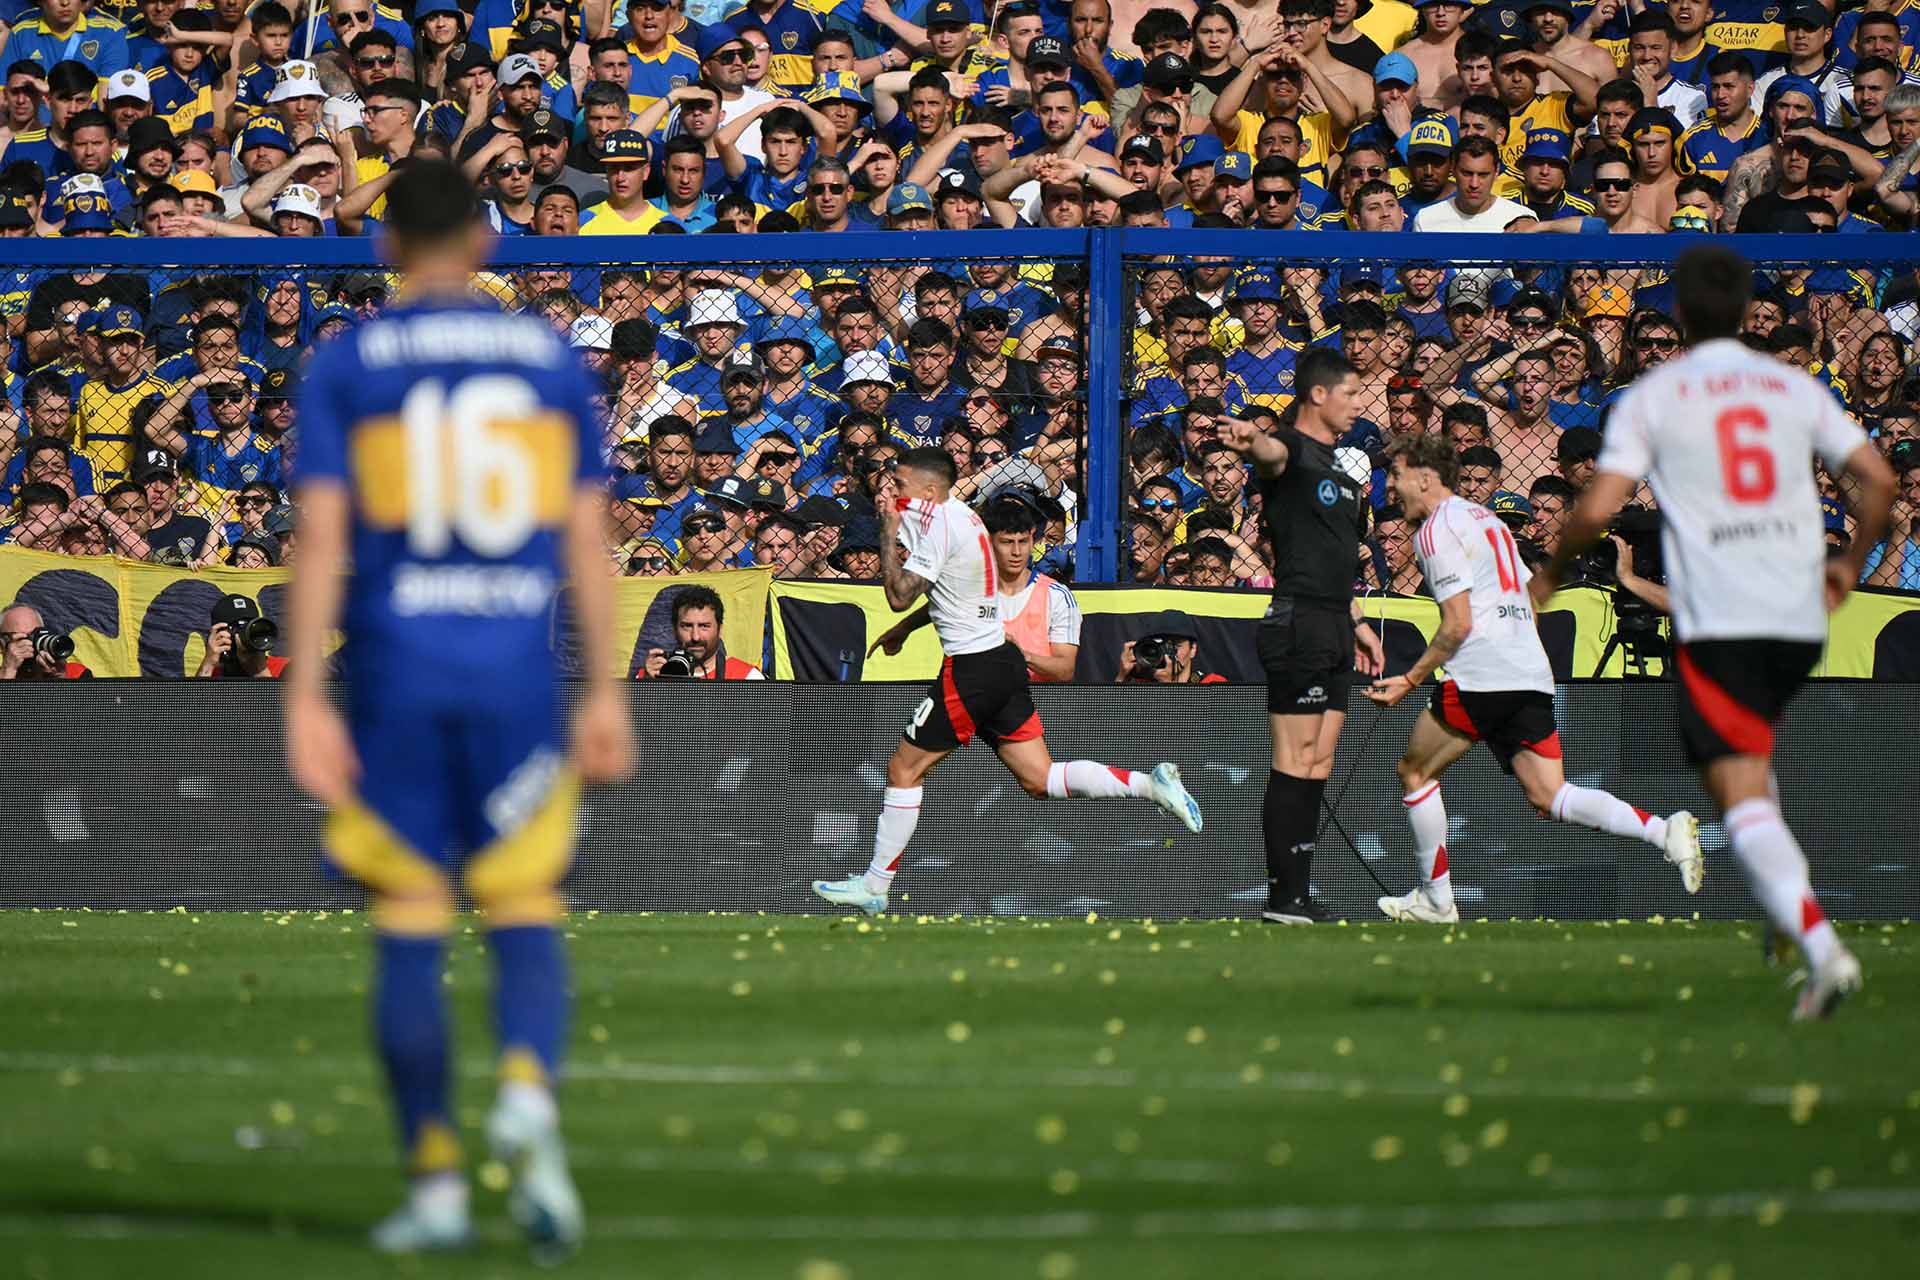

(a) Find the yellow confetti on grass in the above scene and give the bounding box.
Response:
[1479,1120,1509,1150]
[1184,1026,1207,1045]
[1443,1094,1470,1118]
[730,980,752,997]
[1034,1116,1066,1144]
[945,1021,972,1043]
[1334,1037,1355,1056]
[1527,1153,1553,1177]
[1103,1018,1125,1036]
[1039,1251,1078,1280]
[1048,1169,1080,1195]
[1789,1083,1821,1125]
[795,1260,850,1280]
[1370,1136,1403,1161]
[269,1101,295,1127]
[479,1160,510,1191]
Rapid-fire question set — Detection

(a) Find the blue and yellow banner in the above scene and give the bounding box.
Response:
[0,549,770,679]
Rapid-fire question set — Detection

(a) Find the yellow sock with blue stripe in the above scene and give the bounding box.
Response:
[375,933,461,1174]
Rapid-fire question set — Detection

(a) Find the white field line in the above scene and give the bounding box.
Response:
[1,1188,1917,1244]
[0,1050,1880,1109]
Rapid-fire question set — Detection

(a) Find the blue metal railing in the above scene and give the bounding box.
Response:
[13,228,1910,579]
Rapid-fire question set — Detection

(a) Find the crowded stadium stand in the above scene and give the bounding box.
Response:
[4,0,1920,678]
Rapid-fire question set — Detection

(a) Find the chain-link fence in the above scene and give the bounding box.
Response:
[1117,233,1920,599]
[6,230,1918,597]
[1,232,1095,582]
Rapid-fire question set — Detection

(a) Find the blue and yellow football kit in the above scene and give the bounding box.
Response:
[295,297,604,1173]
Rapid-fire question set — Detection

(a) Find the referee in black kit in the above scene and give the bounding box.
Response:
[1220,349,1385,923]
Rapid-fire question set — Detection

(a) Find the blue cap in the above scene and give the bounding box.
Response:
[76,308,104,333]
[99,305,145,338]
[1405,115,1456,160]
[1230,272,1284,303]
[602,129,650,164]
[1821,494,1845,533]
[755,315,813,350]
[1373,52,1417,87]
[694,423,740,454]
[415,0,460,15]
[1340,263,1386,291]
[1804,266,1857,296]
[1213,150,1252,180]
[887,181,933,215]
[1521,126,1572,164]
[1174,133,1224,173]
[1490,490,1533,521]
[696,23,746,61]
[313,302,356,329]
[611,472,650,503]
[704,475,755,509]
[239,116,293,154]
[1487,278,1524,311]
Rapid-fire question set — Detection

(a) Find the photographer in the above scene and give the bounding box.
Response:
[638,584,764,680]
[1612,535,1671,614]
[1116,610,1226,685]
[196,594,287,678]
[0,603,90,680]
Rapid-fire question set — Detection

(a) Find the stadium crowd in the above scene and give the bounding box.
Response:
[3,0,1920,614]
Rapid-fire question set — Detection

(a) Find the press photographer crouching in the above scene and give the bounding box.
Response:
[1115,609,1227,685]
[639,585,765,681]
[0,603,90,680]
[195,593,287,679]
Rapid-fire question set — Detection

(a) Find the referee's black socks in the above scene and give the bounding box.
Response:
[1263,770,1321,902]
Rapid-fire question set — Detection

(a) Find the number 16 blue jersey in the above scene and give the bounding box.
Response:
[295,298,606,698]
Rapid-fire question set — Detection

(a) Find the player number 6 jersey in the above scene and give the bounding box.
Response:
[1414,495,1556,695]
[897,496,1005,656]
[1598,339,1867,644]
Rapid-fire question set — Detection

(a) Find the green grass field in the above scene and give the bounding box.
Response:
[1,910,1915,1280]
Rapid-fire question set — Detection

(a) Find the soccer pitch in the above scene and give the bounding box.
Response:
[1,911,1914,1280]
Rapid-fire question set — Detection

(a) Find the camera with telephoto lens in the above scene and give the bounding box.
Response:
[1133,634,1175,670]
[28,628,74,661]
[657,648,696,678]
[233,617,278,654]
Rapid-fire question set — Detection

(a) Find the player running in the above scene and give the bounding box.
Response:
[1363,434,1705,924]
[284,159,635,1256]
[1534,245,1895,1022]
[812,448,1201,917]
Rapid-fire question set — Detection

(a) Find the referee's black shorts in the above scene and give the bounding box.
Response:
[1256,598,1353,716]
[1673,639,1822,766]
[904,641,1042,753]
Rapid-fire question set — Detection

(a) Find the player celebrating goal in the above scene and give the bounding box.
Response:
[1364,434,1705,924]
[812,449,1202,917]
[1535,245,1896,1021]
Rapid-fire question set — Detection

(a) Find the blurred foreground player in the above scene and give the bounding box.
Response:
[283,158,635,1254]
[1534,245,1895,1022]
[1365,433,1705,924]
[811,448,1202,917]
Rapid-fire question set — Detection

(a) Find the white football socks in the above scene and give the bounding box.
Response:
[1403,782,1452,901]
[1550,783,1668,848]
[1725,797,1838,967]
[1045,761,1154,800]
[864,786,922,895]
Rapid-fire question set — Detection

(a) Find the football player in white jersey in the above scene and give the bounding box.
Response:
[1534,246,1896,1021]
[1364,434,1706,924]
[812,449,1203,917]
